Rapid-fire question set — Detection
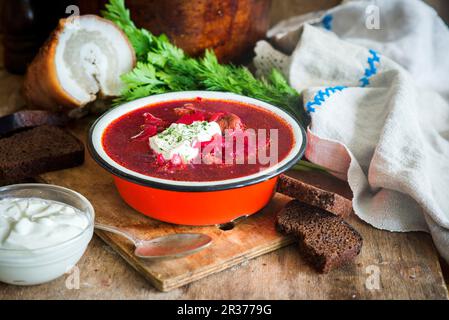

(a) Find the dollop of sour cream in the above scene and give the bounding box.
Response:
[0,198,90,250]
[149,121,221,163]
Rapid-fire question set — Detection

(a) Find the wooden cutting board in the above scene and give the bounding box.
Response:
[38,117,297,291]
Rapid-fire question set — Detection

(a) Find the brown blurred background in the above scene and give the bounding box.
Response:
[0,0,447,74]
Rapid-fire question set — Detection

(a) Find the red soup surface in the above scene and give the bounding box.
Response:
[102,98,295,182]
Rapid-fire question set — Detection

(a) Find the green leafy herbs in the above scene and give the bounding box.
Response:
[102,0,322,172]
[292,161,330,174]
[102,0,307,124]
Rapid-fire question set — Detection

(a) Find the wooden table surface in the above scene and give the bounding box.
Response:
[1,168,448,299]
[1,0,449,300]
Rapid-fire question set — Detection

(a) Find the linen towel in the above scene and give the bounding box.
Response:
[254,0,449,261]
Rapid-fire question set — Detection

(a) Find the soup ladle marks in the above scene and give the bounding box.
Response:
[95,223,212,259]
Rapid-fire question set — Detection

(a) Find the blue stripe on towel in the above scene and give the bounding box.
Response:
[305,86,347,113]
[305,50,380,114]
[321,14,333,31]
[359,49,380,87]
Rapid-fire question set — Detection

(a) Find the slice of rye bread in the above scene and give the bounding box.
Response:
[0,110,69,137]
[0,125,84,182]
[277,200,363,273]
[276,174,353,218]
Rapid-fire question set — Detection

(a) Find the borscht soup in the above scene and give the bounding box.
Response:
[102,98,295,182]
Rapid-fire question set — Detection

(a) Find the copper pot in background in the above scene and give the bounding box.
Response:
[79,0,271,63]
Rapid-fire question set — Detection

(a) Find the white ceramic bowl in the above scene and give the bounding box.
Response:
[0,184,94,286]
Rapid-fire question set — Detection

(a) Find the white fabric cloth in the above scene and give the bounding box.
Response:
[254,0,449,261]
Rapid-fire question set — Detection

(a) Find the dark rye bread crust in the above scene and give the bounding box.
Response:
[0,125,84,182]
[276,174,353,218]
[277,200,363,273]
[0,110,69,137]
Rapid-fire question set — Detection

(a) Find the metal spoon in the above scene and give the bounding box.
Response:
[217,214,249,230]
[95,223,212,259]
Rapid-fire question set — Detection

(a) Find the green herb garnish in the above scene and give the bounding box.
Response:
[102,0,307,125]
[102,0,323,173]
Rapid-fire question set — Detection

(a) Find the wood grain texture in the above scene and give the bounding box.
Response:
[1,157,448,298]
[0,117,446,298]
[1,231,447,299]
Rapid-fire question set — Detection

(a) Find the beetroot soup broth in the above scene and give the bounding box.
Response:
[102,98,295,182]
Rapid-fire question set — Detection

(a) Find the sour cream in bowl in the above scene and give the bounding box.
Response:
[0,184,94,286]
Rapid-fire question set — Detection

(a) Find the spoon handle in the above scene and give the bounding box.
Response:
[95,223,139,245]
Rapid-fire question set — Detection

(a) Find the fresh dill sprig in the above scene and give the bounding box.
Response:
[102,0,307,124]
[102,0,322,172]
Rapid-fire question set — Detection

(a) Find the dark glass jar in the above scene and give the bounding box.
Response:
[1,0,75,74]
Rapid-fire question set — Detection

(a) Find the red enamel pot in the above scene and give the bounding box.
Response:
[88,91,306,226]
